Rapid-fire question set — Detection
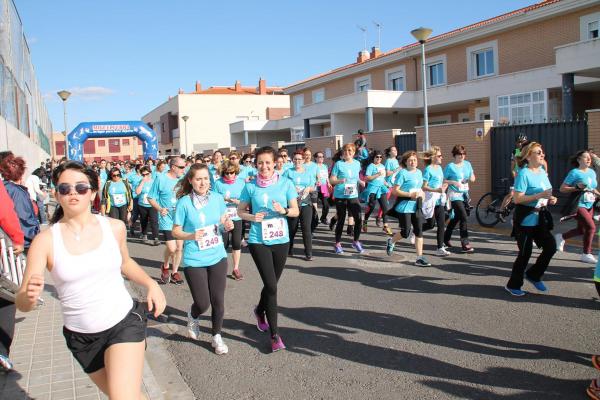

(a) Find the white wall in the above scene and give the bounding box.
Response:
[0,116,50,173]
[331,113,365,144]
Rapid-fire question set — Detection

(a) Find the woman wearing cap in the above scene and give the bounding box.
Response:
[172,164,234,354]
[284,150,316,260]
[238,146,299,352]
[362,150,391,235]
[443,145,475,253]
[556,150,599,264]
[213,160,246,280]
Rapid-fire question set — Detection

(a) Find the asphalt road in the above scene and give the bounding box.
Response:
[126,217,599,400]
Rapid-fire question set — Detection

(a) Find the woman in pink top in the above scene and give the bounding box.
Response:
[16,161,166,400]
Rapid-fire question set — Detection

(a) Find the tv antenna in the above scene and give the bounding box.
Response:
[357,25,367,51]
[373,21,382,49]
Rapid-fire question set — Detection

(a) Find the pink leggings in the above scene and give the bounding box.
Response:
[562,207,595,254]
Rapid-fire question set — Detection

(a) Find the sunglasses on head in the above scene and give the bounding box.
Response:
[57,183,92,196]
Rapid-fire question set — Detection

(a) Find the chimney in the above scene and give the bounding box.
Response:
[356,50,370,63]
[178,88,184,94]
[370,46,382,59]
[234,80,242,92]
[195,81,202,92]
[258,78,267,95]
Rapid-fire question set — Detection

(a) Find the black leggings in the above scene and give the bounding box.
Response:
[0,298,15,357]
[444,200,469,244]
[223,220,243,251]
[183,259,228,335]
[288,205,313,257]
[317,187,330,221]
[138,206,159,240]
[248,243,288,337]
[507,226,556,290]
[130,198,140,232]
[364,193,388,224]
[423,204,446,248]
[399,212,423,238]
[334,198,362,242]
[108,204,128,224]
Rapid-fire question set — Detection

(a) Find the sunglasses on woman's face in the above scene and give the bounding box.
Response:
[142,173,150,176]
[375,156,383,159]
[112,174,121,178]
[57,183,92,196]
[225,171,236,175]
[229,157,238,160]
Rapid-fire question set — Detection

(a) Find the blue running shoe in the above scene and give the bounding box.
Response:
[352,241,365,254]
[386,237,395,256]
[334,243,344,254]
[0,354,13,372]
[525,276,548,292]
[504,286,526,296]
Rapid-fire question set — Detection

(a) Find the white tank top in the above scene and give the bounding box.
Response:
[50,215,133,333]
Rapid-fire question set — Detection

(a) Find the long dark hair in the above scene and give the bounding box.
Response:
[50,161,99,224]
[176,163,209,199]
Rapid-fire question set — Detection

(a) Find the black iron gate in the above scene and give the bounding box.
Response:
[394,132,417,154]
[490,120,587,204]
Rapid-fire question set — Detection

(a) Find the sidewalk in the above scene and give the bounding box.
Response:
[0,283,164,400]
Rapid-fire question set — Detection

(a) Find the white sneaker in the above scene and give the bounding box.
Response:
[435,247,451,256]
[581,253,597,264]
[594,215,600,222]
[554,233,565,252]
[211,334,229,355]
[408,232,415,245]
[187,310,201,340]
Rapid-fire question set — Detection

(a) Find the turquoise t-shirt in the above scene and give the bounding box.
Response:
[444,161,474,201]
[126,173,142,199]
[564,168,597,209]
[137,179,154,208]
[316,164,329,185]
[208,163,222,187]
[238,165,256,181]
[362,163,388,200]
[147,173,180,230]
[173,193,227,267]
[384,158,400,186]
[239,178,297,245]
[212,177,245,221]
[99,169,108,192]
[331,159,362,199]
[284,167,317,206]
[423,165,444,205]
[394,168,423,213]
[514,167,553,226]
[108,181,128,207]
[304,161,318,183]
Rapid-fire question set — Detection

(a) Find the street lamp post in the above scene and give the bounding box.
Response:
[411,27,433,150]
[57,90,71,159]
[182,115,189,155]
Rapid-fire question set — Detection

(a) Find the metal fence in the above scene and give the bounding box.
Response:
[490,120,588,205]
[0,227,26,302]
[394,132,417,154]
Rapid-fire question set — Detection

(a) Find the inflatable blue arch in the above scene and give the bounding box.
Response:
[66,121,158,162]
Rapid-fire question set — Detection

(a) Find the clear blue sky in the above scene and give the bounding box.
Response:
[15,0,534,132]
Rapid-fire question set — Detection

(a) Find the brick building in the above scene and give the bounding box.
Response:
[51,132,144,162]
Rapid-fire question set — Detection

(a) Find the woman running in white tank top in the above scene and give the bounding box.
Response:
[16,161,166,400]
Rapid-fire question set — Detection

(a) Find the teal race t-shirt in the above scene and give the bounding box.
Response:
[563,168,597,209]
[331,159,361,199]
[148,173,180,230]
[514,167,553,226]
[394,168,423,213]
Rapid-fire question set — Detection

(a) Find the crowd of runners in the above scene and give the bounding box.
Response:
[1,134,600,398]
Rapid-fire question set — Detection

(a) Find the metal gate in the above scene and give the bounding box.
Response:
[394,132,417,154]
[490,120,588,204]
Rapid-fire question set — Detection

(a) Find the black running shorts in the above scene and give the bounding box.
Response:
[63,301,147,374]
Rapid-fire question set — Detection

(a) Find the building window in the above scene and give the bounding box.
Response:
[473,49,494,77]
[55,141,65,156]
[293,95,304,115]
[312,88,325,103]
[83,140,95,153]
[589,20,599,39]
[98,140,105,146]
[388,72,404,91]
[355,75,371,92]
[580,12,600,41]
[467,40,498,80]
[108,139,121,153]
[428,63,445,87]
[498,90,546,124]
[122,139,130,145]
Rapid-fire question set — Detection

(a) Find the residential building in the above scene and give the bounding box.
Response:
[0,0,53,168]
[234,0,600,146]
[142,79,289,156]
[51,133,144,162]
